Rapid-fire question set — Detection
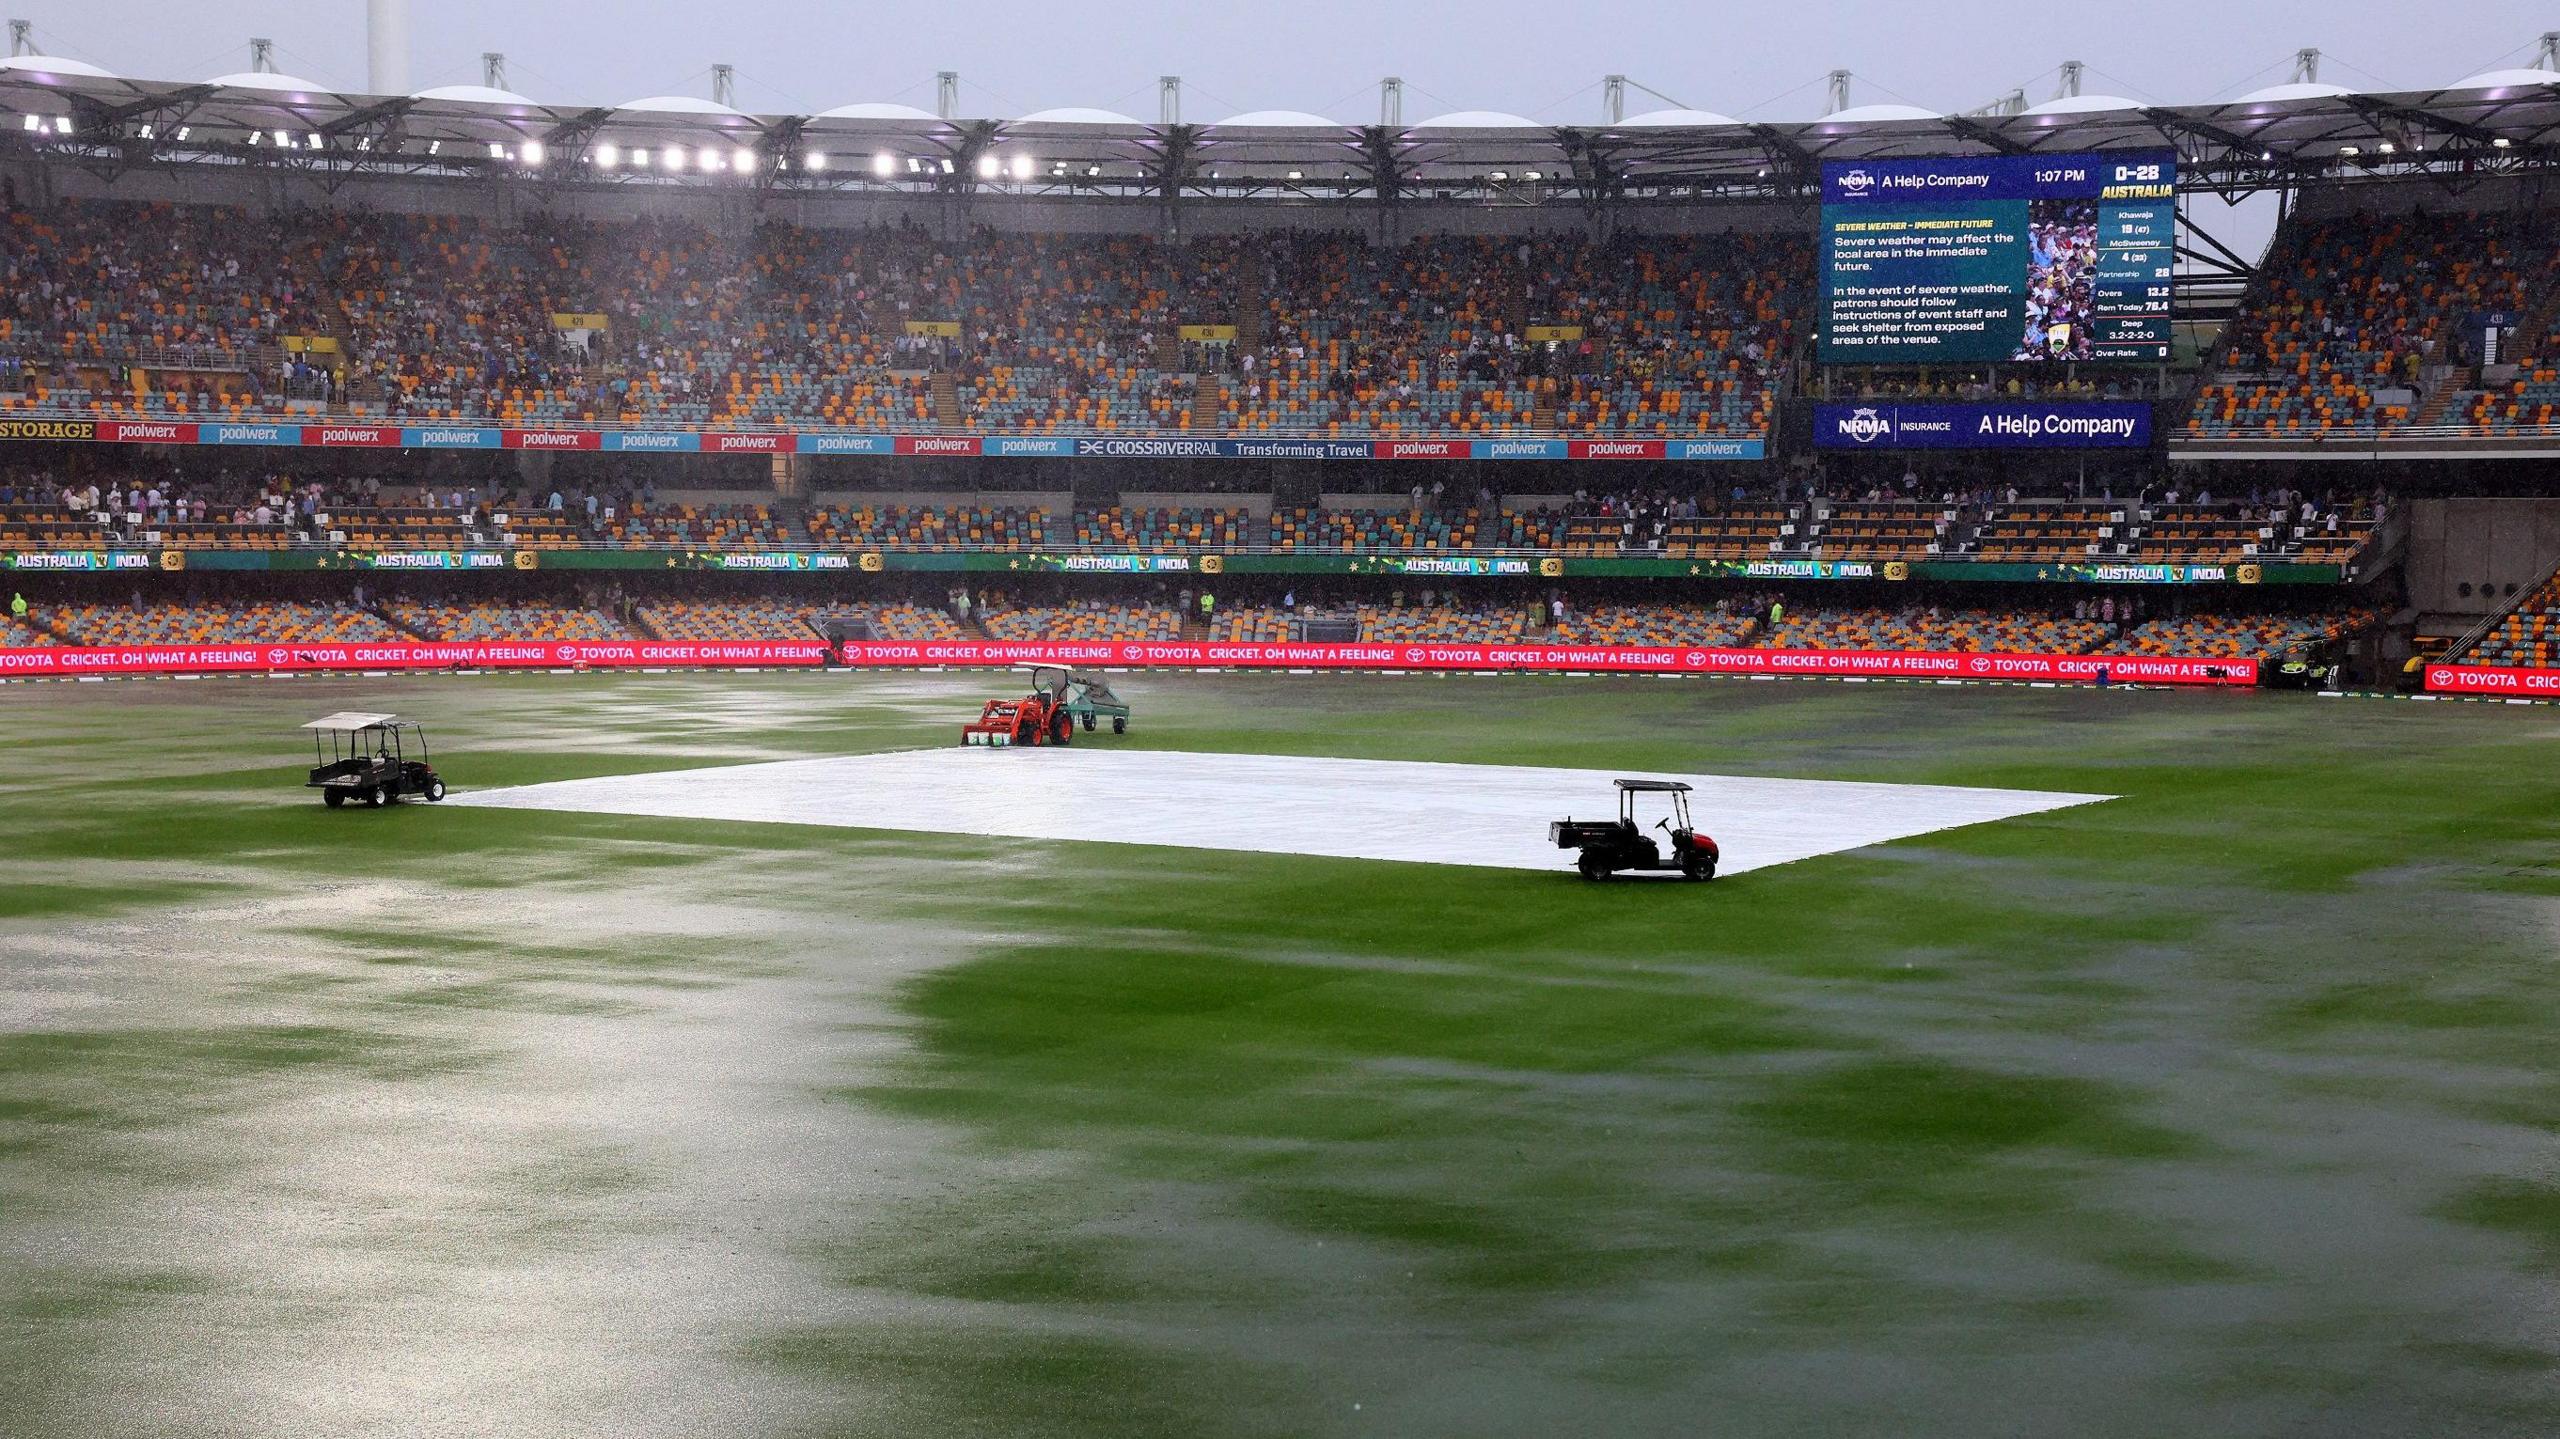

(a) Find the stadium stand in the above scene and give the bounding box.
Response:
[1264,506,1556,553]
[35,599,403,646]
[2187,209,2560,438]
[386,600,631,641]
[1548,603,1760,647]
[1764,605,2114,654]
[1357,603,1530,644]
[978,599,1183,641]
[637,596,966,641]
[2456,571,2560,668]
[2101,606,2379,658]
[804,504,1052,550]
[0,205,1811,443]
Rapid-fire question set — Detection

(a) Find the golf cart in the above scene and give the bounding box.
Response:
[2263,644,2340,691]
[1550,779,1719,881]
[1028,665,1131,735]
[304,712,446,807]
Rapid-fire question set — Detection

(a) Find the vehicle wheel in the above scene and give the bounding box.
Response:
[1081,712,1095,731]
[361,785,383,808]
[1052,709,1074,745]
[1577,852,1611,882]
[323,789,345,809]
[1112,717,1127,735]
[426,779,446,802]
[1683,853,1717,881]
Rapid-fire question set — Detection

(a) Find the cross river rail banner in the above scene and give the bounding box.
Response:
[0,638,2260,687]
[0,419,1767,463]
[1819,151,2176,364]
[1813,401,2153,450]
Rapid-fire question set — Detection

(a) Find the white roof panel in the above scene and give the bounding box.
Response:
[1013,107,1144,125]
[209,70,331,94]
[1617,107,1743,127]
[303,712,400,731]
[0,54,114,79]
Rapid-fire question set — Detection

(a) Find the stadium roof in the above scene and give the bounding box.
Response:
[0,54,112,80]
[0,60,2551,203]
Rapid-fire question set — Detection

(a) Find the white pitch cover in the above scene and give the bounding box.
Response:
[454,748,2111,876]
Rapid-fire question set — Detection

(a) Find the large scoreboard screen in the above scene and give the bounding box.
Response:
[1818,152,2176,364]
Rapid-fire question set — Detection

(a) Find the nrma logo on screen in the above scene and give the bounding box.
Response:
[1836,168,1877,197]
[1837,407,1894,444]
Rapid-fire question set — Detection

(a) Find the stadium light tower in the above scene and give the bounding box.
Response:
[1160,75,1180,125]
[366,0,409,95]
[2291,48,2321,85]
[1602,75,1625,124]
[482,53,506,90]
[1379,76,1403,126]
[712,64,735,108]
[2538,31,2558,71]
[937,71,958,120]
[250,37,278,75]
[7,20,31,58]
[1824,69,1850,115]
[2056,60,2083,101]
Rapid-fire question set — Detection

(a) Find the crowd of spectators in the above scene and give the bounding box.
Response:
[2188,209,2560,438]
[0,203,1809,442]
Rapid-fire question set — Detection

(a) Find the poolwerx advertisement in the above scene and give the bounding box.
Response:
[0,640,2257,686]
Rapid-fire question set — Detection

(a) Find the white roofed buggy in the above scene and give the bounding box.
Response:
[303,712,446,808]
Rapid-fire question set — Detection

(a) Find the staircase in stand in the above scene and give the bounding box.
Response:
[1234,249,1265,355]
[1188,374,1225,431]
[1528,379,1556,433]
[2411,374,2467,430]
[929,371,963,430]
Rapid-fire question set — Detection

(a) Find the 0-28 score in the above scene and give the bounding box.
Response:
[2113,162,2167,183]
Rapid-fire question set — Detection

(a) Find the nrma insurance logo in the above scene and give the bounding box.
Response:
[1837,407,1893,445]
[1836,167,1877,197]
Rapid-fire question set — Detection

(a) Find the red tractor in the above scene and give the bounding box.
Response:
[960,689,1075,747]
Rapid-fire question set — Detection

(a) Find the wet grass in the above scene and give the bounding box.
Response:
[1,671,2557,1436]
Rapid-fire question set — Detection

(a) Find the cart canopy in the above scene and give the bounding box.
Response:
[301,712,402,732]
[1614,779,1694,793]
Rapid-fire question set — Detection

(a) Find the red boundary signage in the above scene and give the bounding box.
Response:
[0,640,2258,685]
[2425,664,2560,697]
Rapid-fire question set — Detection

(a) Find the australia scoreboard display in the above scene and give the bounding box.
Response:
[1819,152,2176,363]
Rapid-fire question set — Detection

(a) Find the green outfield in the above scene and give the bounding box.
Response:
[2,671,2556,1437]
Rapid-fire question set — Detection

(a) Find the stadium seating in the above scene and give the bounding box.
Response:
[1357,603,1529,644]
[637,596,965,642]
[979,601,1182,641]
[1548,604,1758,647]
[36,599,403,646]
[2188,209,2560,438]
[1,614,58,645]
[386,600,630,641]
[2101,607,2378,658]
[1764,605,2112,654]
[805,504,1053,550]
[1264,506,1555,552]
[2457,573,2560,668]
[0,202,1816,443]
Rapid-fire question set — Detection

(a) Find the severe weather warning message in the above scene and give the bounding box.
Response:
[1819,152,2176,364]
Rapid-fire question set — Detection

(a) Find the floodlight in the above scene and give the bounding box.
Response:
[1009,154,1033,180]
[976,153,1000,178]
[521,139,544,165]
[594,142,618,168]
